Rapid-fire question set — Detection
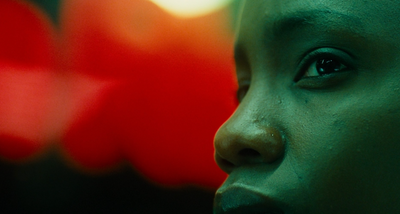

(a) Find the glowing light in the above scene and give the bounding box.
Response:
[150,0,232,18]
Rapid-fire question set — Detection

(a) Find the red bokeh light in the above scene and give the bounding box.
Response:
[1,0,237,188]
[0,0,56,161]
[0,0,55,68]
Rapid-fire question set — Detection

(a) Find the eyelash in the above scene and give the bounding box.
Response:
[295,49,352,82]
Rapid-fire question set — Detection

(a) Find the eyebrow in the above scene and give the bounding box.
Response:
[269,9,365,41]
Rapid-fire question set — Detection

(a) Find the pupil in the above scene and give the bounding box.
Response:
[316,59,341,75]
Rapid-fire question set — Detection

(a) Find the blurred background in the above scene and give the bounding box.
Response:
[0,0,241,213]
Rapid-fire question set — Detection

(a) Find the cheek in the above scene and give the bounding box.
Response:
[285,88,400,212]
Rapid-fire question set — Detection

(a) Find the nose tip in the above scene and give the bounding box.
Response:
[214,124,285,173]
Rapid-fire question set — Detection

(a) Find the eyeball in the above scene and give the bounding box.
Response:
[304,58,347,77]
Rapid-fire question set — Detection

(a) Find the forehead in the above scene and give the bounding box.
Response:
[236,0,400,49]
[240,0,399,23]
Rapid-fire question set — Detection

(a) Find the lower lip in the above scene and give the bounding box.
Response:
[214,184,284,214]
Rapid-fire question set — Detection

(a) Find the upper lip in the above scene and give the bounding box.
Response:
[214,183,284,214]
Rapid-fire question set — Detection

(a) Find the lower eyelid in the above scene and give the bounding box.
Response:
[295,70,354,89]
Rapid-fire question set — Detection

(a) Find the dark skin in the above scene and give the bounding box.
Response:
[214,0,400,213]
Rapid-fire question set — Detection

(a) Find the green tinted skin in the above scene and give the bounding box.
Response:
[214,0,400,213]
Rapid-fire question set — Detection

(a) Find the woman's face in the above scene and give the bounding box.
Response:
[214,0,400,213]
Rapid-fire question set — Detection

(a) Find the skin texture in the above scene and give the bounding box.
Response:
[214,0,400,213]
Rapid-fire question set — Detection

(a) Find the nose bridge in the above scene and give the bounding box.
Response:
[214,101,285,173]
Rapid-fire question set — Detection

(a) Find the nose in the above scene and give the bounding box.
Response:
[214,111,285,174]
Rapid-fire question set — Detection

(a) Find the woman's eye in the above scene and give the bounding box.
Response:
[236,85,249,103]
[303,58,347,78]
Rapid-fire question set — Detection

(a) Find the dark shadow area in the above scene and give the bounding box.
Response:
[0,153,215,214]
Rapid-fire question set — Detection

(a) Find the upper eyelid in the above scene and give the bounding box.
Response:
[296,47,355,67]
[303,52,349,68]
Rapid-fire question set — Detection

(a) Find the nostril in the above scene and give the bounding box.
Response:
[238,148,260,157]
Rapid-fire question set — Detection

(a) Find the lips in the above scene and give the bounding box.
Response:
[214,183,284,214]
